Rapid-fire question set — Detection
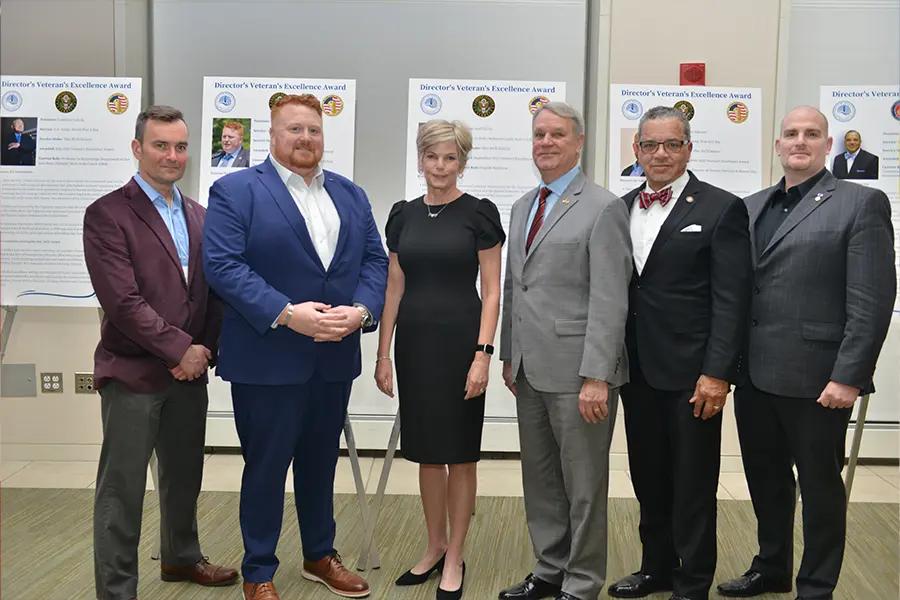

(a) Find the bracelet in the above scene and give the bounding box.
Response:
[375,356,392,362]
[283,304,293,327]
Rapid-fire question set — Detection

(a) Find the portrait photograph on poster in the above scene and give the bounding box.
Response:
[210,117,251,168]
[0,115,37,166]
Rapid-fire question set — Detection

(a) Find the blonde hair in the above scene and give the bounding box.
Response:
[416,120,473,168]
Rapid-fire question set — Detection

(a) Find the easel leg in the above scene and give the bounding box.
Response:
[844,394,869,499]
[357,411,400,571]
[344,416,379,570]
[149,451,162,560]
[1,305,19,365]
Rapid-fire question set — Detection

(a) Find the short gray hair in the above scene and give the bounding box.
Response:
[416,119,473,166]
[532,101,584,136]
[638,106,691,142]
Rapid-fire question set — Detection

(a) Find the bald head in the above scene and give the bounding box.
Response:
[780,105,828,137]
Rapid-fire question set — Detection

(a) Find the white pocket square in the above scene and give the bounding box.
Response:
[680,224,702,233]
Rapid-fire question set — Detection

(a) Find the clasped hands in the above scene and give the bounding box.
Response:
[282,301,362,342]
[171,344,212,381]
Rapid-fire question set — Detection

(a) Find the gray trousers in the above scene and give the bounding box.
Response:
[94,379,208,600]
[516,372,618,600]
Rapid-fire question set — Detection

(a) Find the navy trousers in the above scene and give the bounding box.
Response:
[232,372,352,582]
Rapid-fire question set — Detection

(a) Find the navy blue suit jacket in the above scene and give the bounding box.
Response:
[202,157,388,385]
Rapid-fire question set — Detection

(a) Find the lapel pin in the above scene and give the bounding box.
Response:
[814,193,823,202]
[686,196,694,203]
[561,197,569,205]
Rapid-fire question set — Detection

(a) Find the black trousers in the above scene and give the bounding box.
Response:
[734,383,851,600]
[621,373,722,600]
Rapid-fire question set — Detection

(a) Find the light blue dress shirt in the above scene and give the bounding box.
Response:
[629,162,644,176]
[526,164,581,234]
[217,148,241,167]
[134,172,190,278]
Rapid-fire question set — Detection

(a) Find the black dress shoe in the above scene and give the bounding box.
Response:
[436,562,465,600]
[716,571,792,597]
[608,572,673,598]
[395,553,446,586]
[498,573,562,600]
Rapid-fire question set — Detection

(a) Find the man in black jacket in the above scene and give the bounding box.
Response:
[608,106,752,600]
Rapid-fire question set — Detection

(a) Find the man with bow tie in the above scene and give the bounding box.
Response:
[608,106,752,600]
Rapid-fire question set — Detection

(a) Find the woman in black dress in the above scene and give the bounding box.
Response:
[375,119,504,600]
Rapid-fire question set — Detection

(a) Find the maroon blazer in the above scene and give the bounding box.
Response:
[83,177,222,393]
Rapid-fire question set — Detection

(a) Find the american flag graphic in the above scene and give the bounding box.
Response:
[727,102,748,123]
[108,94,128,114]
[322,95,343,116]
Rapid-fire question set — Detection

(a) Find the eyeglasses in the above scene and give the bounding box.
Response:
[638,139,689,154]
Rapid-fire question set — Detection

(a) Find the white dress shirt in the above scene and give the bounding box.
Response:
[845,150,858,173]
[270,156,341,270]
[630,169,690,275]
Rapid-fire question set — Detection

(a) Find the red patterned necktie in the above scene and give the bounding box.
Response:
[526,187,551,252]
[639,186,673,210]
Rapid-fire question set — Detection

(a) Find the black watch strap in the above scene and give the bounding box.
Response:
[476,344,494,355]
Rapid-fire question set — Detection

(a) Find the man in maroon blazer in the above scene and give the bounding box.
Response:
[83,105,238,600]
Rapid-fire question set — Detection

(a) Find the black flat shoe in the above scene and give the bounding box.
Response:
[436,562,465,600]
[395,553,446,586]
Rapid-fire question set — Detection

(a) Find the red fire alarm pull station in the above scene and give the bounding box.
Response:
[680,63,706,86]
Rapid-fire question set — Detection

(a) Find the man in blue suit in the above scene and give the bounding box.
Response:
[203,94,388,600]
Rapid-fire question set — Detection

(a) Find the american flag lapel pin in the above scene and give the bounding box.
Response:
[815,193,823,202]
[561,197,569,205]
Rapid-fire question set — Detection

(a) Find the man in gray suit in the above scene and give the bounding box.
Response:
[717,106,895,600]
[498,102,633,600]
[211,120,250,168]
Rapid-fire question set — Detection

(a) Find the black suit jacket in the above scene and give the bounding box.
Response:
[2,132,36,165]
[622,171,753,391]
[832,149,878,180]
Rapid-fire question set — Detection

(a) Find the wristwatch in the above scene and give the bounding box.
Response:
[475,344,494,356]
[353,302,374,328]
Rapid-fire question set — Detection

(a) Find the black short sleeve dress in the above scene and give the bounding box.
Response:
[385,193,506,464]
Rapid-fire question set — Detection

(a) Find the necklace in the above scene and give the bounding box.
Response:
[425,201,450,218]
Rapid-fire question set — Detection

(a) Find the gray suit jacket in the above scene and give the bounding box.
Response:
[742,170,895,397]
[211,146,250,168]
[500,169,633,393]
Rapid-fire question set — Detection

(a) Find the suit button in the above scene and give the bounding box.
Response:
[636,284,642,289]
[189,294,195,302]
[522,285,528,291]
[754,286,760,294]
[751,319,758,326]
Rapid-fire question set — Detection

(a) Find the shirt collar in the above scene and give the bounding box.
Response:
[223,147,241,160]
[844,149,859,160]
[777,167,827,197]
[270,155,324,188]
[540,164,581,197]
[134,172,183,208]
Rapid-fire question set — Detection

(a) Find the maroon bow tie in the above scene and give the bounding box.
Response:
[639,187,673,210]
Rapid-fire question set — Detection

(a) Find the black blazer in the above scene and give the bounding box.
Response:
[1,132,35,165]
[832,149,878,180]
[622,171,753,391]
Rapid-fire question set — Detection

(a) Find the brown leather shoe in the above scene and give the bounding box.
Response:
[302,551,370,598]
[160,557,240,586]
[243,581,280,600]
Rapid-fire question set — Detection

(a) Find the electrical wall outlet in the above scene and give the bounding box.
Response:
[40,372,63,393]
[75,372,96,394]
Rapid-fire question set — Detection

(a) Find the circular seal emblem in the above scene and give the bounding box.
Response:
[726,101,749,123]
[832,100,855,122]
[529,96,550,114]
[472,95,496,118]
[420,94,442,116]
[214,92,236,113]
[107,93,129,115]
[268,92,286,109]
[622,99,643,120]
[890,100,900,121]
[322,94,344,117]
[674,100,695,120]
[2,91,23,112]
[55,91,77,113]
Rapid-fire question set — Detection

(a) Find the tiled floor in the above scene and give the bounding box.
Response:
[1,457,897,503]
